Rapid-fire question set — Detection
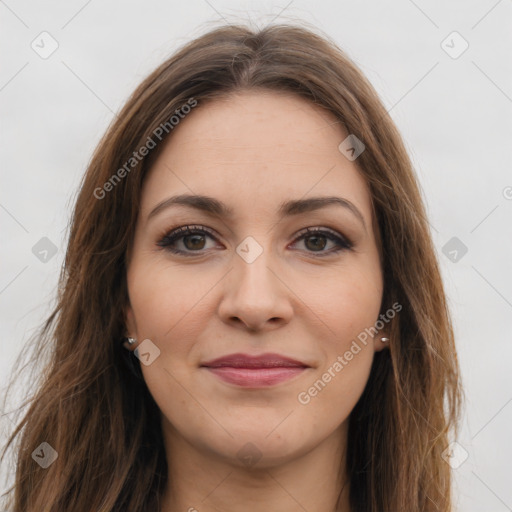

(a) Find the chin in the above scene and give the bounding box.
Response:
[202,423,319,469]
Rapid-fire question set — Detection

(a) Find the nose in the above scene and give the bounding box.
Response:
[217,247,293,332]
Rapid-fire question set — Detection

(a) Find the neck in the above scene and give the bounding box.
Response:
[159,420,351,512]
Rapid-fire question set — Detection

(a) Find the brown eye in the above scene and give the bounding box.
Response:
[292,227,353,256]
[158,225,352,257]
[157,225,219,255]
[304,233,328,252]
[183,234,207,250]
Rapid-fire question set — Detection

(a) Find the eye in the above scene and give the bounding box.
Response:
[156,225,353,257]
[156,225,220,255]
[290,227,353,256]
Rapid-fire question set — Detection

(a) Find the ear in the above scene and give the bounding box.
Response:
[373,327,390,352]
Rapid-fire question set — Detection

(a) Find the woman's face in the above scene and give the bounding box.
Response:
[125,90,387,468]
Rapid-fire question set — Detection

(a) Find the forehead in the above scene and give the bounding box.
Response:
[140,90,374,227]
[161,90,347,166]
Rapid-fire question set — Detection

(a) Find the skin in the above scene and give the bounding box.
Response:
[124,90,388,512]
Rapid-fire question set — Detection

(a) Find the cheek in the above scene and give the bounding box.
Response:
[291,261,382,415]
[128,261,219,435]
[292,301,378,443]
[127,259,215,346]
[293,257,383,345]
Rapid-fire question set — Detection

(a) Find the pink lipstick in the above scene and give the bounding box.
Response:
[200,353,309,388]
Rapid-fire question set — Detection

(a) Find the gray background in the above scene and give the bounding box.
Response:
[1,1,511,510]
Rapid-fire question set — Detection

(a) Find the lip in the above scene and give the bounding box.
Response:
[200,352,310,388]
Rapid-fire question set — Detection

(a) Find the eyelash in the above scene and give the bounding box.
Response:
[156,224,353,257]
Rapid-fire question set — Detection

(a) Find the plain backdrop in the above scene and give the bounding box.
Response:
[1,1,511,510]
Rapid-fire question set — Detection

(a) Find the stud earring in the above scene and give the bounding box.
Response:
[124,337,137,349]
[380,337,389,343]
[120,337,143,380]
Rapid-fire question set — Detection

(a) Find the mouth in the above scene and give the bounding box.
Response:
[200,352,310,388]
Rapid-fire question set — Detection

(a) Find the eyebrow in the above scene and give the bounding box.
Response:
[147,194,366,230]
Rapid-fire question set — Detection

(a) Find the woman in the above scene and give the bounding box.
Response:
[1,23,462,511]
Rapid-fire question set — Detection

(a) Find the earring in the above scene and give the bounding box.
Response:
[124,337,137,349]
[120,337,143,380]
[380,337,389,343]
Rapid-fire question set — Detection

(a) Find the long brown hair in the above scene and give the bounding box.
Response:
[1,23,462,511]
